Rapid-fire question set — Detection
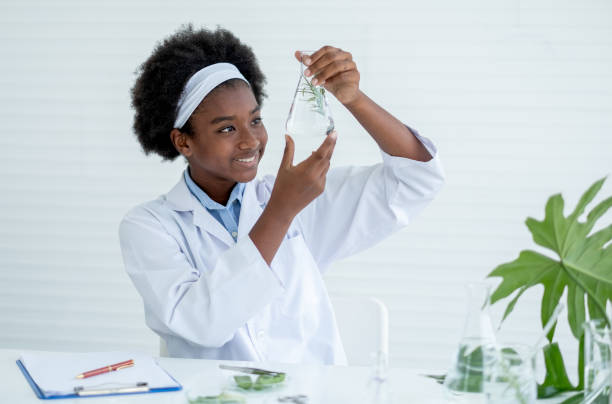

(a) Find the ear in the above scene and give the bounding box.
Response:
[170,129,192,157]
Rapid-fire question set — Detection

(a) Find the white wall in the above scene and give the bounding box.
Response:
[1,0,611,376]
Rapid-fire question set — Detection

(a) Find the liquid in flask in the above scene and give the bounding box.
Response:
[285,50,335,163]
[443,282,497,404]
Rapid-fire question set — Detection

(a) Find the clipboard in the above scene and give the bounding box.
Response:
[16,353,182,399]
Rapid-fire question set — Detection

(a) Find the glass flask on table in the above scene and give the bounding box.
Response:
[443,282,497,403]
[285,50,335,163]
[484,343,537,404]
[367,350,393,404]
[583,319,612,404]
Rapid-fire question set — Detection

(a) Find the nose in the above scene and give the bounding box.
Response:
[238,126,260,150]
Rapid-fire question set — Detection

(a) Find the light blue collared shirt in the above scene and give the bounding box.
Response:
[184,169,245,241]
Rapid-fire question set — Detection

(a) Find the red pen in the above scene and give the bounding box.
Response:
[75,359,134,379]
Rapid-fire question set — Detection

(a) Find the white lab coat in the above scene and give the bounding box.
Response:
[119,134,444,365]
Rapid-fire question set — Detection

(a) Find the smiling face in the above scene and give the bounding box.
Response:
[171,81,267,204]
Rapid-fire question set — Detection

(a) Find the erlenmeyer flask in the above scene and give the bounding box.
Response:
[285,50,335,163]
[583,319,612,404]
[443,282,497,403]
[366,350,393,404]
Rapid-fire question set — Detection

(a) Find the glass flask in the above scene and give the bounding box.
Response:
[583,319,612,404]
[366,350,393,404]
[285,50,335,163]
[443,282,497,403]
[484,344,537,404]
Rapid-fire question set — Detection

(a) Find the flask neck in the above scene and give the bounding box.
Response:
[461,283,496,343]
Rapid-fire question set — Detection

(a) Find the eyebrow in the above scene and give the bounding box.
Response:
[210,105,261,124]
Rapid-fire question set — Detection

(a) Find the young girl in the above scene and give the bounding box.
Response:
[119,25,444,365]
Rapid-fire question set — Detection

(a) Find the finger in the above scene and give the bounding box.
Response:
[296,131,336,170]
[324,131,337,159]
[294,50,304,63]
[322,70,360,90]
[311,150,333,179]
[314,130,337,161]
[315,130,337,161]
[280,134,295,168]
[304,50,345,79]
[311,59,356,86]
[306,45,340,68]
[320,159,331,177]
[304,52,345,77]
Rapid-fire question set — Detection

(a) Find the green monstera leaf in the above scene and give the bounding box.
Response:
[487,177,612,397]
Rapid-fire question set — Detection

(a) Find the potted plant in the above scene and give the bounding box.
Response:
[487,177,612,403]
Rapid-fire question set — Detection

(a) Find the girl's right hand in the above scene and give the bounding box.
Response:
[268,131,337,222]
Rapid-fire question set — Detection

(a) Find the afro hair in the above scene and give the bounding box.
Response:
[130,24,267,160]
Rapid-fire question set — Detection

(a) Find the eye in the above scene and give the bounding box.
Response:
[252,117,263,125]
[219,126,235,133]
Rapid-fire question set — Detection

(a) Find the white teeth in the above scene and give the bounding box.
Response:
[236,156,255,163]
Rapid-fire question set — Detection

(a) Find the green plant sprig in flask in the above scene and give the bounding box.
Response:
[487,176,612,403]
[299,72,327,116]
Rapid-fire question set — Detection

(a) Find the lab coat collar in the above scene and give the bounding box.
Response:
[237,179,264,239]
[165,174,201,212]
[165,174,235,246]
[164,173,263,246]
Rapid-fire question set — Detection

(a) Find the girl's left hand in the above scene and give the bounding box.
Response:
[295,46,360,106]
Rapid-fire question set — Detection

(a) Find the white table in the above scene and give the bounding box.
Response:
[1,349,568,403]
[2,349,451,403]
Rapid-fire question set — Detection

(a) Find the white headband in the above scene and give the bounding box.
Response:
[174,62,249,129]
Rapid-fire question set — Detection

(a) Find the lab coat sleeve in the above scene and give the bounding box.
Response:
[118,207,285,348]
[296,130,445,271]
